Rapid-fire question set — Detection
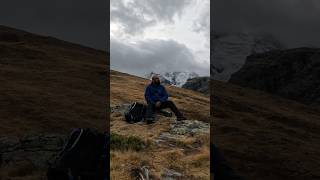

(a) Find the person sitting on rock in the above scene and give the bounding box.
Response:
[144,74,186,123]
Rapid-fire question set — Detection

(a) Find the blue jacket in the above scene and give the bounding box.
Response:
[144,83,168,104]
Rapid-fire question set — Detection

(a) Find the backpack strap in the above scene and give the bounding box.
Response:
[68,129,84,151]
[130,102,137,111]
[57,128,84,159]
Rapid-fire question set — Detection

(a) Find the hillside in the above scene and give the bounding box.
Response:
[0,25,107,179]
[212,80,320,180]
[110,70,210,179]
[0,25,107,136]
[230,48,320,105]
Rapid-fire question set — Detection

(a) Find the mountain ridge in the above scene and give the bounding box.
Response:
[0,25,106,54]
[230,47,320,105]
[212,32,284,81]
[145,71,199,87]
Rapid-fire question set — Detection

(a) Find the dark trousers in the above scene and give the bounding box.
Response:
[145,100,183,119]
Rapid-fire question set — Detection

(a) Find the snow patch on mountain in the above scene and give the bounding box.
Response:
[212,32,284,81]
[146,72,199,87]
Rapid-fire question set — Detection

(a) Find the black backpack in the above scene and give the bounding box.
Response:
[47,128,108,180]
[124,102,146,123]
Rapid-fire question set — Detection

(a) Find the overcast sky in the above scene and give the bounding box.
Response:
[110,0,210,77]
[1,0,318,67]
[0,0,108,50]
[213,0,320,48]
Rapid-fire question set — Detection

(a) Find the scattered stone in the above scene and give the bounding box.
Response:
[161,168,183,180]
[111,103,131,114]
[157,132,182,143]
[170,120,209,135]
[155,120,209,150]
[130,166,151,180]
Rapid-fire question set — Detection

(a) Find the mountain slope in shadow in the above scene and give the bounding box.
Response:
[212,79,320,180]
[0,25,107,136]
[0,25,107,179]
[230,48,320,105]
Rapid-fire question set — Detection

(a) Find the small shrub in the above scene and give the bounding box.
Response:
[110,133,147,151]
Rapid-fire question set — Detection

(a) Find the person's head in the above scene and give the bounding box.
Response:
[151,74,161,85]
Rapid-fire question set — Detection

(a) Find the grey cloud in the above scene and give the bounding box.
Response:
[213,0,320,48]
[193,0,210,47]
[111,0,191,35]
[0,0,108,50]
[110,38,208,77]
[193,12,210,35]
[193,0,210,32]
[111,0,156,36]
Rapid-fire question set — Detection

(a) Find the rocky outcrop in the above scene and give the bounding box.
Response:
[182,77,210,95]
[161,168,183,180]
[169,120,209,136]
[155,120,209,149]
[230,48,320,105]
[0,134,65,170]
[130,166,184,180]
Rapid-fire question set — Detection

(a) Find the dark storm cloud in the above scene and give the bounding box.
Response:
[111,0,192,35]
[0,0,107,50]
[110,38,208,76]
[213,0,320,48]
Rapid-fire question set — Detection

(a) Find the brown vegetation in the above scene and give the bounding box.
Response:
[212,80,320,180]
[110,70,210,179]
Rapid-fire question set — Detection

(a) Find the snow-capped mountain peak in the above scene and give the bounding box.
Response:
[212,32,284,81]
[146,72,199,87]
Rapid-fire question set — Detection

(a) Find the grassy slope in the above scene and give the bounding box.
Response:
[110,70,210,179]
[0,26,108,179]
[0,26,107,136]
[212,80,320,180]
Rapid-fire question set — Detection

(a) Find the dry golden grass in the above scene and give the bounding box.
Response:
[110,70,210,179]
[110,71,210,122]
[110,151,152,179]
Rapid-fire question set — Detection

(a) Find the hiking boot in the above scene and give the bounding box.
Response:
[176,116,187,121]
[146,118,155,124]
[159,109,173,117]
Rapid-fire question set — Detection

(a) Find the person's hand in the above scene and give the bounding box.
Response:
[155,101,161,108]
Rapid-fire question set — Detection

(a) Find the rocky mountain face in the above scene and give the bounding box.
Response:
[230,48,320,105]
[182,76,210,95]
[212,32,284,81]
[146,72,199,87]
